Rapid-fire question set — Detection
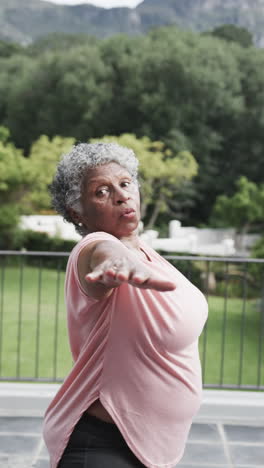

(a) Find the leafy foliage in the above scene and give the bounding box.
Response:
[210,176,264,233]
[0,127,34,247]
[0,40,23,58]
[248,237,264,289]
[27,135,75,212]
[208,24,254,48]
[252,236,264,260]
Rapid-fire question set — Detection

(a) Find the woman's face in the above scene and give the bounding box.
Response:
[79,162,141,238]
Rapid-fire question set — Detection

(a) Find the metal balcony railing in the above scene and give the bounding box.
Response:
[0,251,263,390]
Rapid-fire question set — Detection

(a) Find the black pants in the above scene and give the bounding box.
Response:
[58,412,146,468]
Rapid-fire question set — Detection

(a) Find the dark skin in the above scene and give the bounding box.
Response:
[71,162,176,300]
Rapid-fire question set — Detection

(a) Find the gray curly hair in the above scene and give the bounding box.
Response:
[50,142,139,236]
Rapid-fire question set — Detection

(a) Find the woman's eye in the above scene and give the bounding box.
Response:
[96,188,108,197]
[121,181,130,188]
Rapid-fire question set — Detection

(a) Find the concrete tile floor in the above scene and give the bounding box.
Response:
[0,417,263,468]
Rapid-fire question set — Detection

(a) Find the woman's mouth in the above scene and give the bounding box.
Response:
[120,208,136,219]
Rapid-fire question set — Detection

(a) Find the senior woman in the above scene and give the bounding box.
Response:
[43,142,208,468]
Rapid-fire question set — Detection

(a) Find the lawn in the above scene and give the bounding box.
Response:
[200,295,264,387]
[0,263,72,380]
[0,264,263,387]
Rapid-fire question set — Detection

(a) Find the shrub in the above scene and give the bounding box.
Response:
[248,236,264,290]
[8,229,76,269]
[13,229,76,252]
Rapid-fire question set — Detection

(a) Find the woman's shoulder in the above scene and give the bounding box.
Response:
[71,231,120,256]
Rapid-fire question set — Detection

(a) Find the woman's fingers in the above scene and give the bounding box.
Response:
[86,261,130,285]
[86,259,176,292]
[104,261,130,282]
[85,267,103,282]
[115,267,130,282]
[129,271,150,285]
[129,273,176,291]
[129,270,176,291]
[144,277,176,291]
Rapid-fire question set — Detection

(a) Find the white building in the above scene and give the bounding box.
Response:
[140,220,260,257]
[19,216,260,256]
[19,215,81,242]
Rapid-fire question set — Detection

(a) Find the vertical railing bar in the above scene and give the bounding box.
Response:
[202,260,210,383]
[0,256,6,376]
[220,261,229,387]
[186,258,192,281]
[257,272,264,387]
[16,256,24,379]
[35,258,42,379]
[53,259,61,381]
[238,262,248,387]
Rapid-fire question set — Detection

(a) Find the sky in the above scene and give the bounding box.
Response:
[41,0,143,8]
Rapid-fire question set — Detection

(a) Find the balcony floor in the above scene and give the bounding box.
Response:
[1,417,264,468]
[0,384,263,468]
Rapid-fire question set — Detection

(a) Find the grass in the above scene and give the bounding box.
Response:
[0,263,263,387]
[200,295,264,387]
[0,263,72,380]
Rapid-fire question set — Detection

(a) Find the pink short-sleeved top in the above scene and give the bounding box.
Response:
[43,232,208,468]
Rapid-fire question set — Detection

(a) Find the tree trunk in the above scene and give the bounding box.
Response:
[235,222,251,250]
[145,199,162,230]
[140,199,147,220]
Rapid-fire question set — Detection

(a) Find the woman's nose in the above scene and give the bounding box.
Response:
[114,186,130,204]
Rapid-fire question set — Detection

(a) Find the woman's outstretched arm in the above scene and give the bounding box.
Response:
[77,240,176,300]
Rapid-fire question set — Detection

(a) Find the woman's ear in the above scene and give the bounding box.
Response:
[67,207,83,226]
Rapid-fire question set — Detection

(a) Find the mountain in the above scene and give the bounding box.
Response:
[1,0,264,46]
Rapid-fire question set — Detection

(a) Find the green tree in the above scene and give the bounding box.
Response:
[98,34,146,136]
[0,127,34,247]
[249,237,264,292]
[27,134,76,212]
[0,39,24,58]
[90,133,198,228]
[25,33,98,57]
[0,54,35,137]
[5,45,112,152]
[210,176,264,236]
[208,24,254,48]
[135,28,245,222]
[228,47,264,185]
[0,126,10,143]
[251,236,264,260]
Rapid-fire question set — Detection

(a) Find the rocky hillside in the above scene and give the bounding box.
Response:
[1,0,264,46]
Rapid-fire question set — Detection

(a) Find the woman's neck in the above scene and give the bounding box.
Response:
[119,231,141,251]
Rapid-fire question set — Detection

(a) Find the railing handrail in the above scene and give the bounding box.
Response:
[0,250,263,263]
[0,250,70,257]
[164,255,264,263]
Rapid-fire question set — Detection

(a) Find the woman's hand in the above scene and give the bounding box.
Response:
[77,240,176,300]
[85,256,176,292]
